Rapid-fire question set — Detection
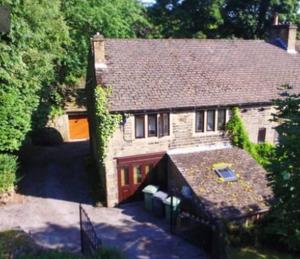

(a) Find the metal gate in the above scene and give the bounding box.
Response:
[79,204,102,255]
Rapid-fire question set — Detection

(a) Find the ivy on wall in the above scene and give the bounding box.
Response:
[94,86,122,163]
[226,107,275,168]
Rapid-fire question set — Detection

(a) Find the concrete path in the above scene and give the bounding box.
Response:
[0,142,207,258]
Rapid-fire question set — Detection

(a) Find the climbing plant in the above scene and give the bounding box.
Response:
[94,86,122,163]
[226,107,275,168]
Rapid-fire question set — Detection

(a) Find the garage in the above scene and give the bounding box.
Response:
[117,152,166,203]
[68,114,90,140]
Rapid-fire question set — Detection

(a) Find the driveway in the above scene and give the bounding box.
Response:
[0,142,207,258]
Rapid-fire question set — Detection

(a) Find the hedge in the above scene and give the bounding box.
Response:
[0,154,18,194]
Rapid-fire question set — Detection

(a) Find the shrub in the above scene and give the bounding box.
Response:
[0,154,18,194]
[94,247,126,259]
[226,107,275,169]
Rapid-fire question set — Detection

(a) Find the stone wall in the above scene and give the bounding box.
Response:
[47,114,69,141]
[239,106,277,144]
[104,105,277,207]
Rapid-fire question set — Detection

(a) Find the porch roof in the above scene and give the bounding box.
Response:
[168,147,273,220]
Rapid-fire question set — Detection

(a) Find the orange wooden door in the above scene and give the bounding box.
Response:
[69,115,90,140]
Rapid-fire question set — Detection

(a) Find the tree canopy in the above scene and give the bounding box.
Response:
[0,0,69,152]
[0,0,148,153]
[263,86,300,252]
[148,0,300,39]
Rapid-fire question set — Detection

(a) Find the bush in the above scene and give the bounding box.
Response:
[94,247,126,259]
[0,154,18,194]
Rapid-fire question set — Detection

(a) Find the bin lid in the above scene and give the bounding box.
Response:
[164,196,181,206]
[142,185,159,194]
[153,191,168,201]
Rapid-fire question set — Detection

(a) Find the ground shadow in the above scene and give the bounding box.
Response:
[18,141,93,205]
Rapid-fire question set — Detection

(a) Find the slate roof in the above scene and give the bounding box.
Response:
[95,39,300,112]
[168,147,273,220]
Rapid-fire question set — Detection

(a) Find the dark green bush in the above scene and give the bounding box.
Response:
[226,107,275,169]
[0,154,18,194]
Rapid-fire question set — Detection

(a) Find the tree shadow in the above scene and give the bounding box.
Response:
[18,141,94,205]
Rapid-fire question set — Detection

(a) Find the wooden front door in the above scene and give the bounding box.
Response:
[69,114,90,140]
[117,152,165,203]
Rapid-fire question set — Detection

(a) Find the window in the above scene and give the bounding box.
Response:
[217,109,226,131]
[207,110,215,131]
[196,111,204,132]
[159,113,169,137]
[145,164,153,176]
[133,165,143,184]
[258,127,266,143]
[120,167,130,186]
[215,167,237,182]
[135,115,145,138]
[148,114,157,137]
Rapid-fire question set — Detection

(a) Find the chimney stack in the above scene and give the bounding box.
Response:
[270,15,298,54]
[92,32,107,69]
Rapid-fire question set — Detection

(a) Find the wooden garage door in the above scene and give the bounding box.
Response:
[117,152,165,203]
[69,114,90,140]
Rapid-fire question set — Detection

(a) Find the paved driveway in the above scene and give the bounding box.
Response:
[0,142,207,258]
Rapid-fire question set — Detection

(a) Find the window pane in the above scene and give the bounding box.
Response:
[135,115,145,138]
[148,114,157,137]
[207,110,215,131]
[196,111,204,132]
[133,165,142,184]
[258,128,266,143]
[120,167,129,186]
[145,164,153,175]
[163,113,169,136]
[159,113,169,137]
[217,110,226,131]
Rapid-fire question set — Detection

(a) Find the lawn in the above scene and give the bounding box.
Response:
[229,246,300,259]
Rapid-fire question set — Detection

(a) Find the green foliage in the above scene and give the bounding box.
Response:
[61,0,149,85]
[148,0,224,38]
[226,107,275,168]
[94,86,122,162]
[263,86,300,252]
[221,0,300,39]
[228,246,297,259]
[0,154,17,194]
[226,107,255,153]
[0,0,69,152]
[147,0,300,39]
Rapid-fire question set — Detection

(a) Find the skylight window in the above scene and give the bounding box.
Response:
[215,167,237,182]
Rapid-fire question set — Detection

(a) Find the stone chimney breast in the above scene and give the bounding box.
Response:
[271,21,298,54]
[92,32,107,69]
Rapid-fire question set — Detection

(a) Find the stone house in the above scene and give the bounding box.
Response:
[87,22,300,217]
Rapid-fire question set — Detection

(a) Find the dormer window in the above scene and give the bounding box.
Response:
[215,167,237,182]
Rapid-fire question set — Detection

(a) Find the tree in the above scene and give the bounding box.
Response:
[221,0,300,39]
[148,0,300,39]
[60,0,150,85]
[148,0,224,38]
[0,0,69,152]
[263,85,300,252]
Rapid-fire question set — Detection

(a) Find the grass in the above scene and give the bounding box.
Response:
[0,230,125,259]
[228,246,300,259]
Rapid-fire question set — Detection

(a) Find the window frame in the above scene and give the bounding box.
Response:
[206,110,215,132]
[159,112,170,137]
[135,115,145,139]
[195,110,205,133]
[215,167,237,182]
[148,114,158,137]
[257,127,267,143]
[217,109,226,131]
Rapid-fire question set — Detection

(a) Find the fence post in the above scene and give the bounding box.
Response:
[79,204,84,254]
